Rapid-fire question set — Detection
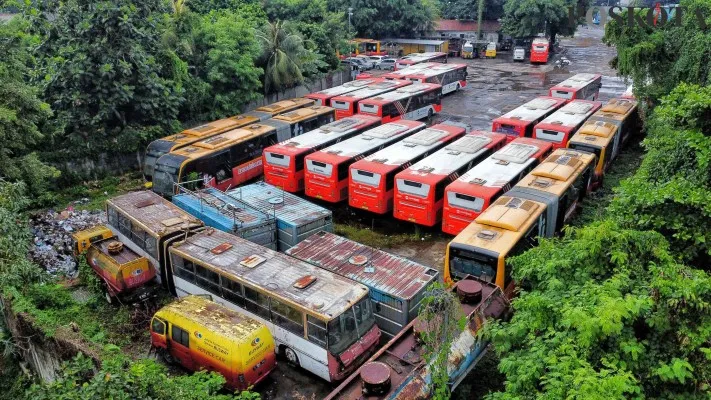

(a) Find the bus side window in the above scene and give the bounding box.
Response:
[385,104,399,118]
[221,276,245,307]
[174,256,196,283]
[151,318,166,335]
[171,325,190,348]
[270,299,305,335]
[107,206,118,226]
[245,286,270,318]
[194,264,221,296]
[307,316,327,347]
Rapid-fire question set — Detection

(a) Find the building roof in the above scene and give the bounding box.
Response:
[382,38,446,45]
[433,19,501,32]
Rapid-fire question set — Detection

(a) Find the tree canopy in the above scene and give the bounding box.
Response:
[440,0,505,22]
[330,0,440,39]
[501,0,586,44]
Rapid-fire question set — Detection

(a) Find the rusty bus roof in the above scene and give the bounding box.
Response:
[255,97,315,114]
[270,105,334,123]
[106,191,203,238]
[568,120,617,149]
[285,231,438,300]
[514,149,595,197]
[451,195,547,256]
[93,238,143,265]
[170,229,370,320]
[157,295,264,341]
[171,124,276,160]
[157,115,260,148]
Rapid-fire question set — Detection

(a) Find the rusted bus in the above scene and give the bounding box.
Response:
[325,276,510,400]
[105,190,203,291]
[285,231,439,340]
[168,228,382,382]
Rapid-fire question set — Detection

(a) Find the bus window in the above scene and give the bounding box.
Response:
[327,297,374,354]
[245,286,270,319]
[448,192,485,212]
[151,318,166,335]
[194,264,221,295]
[270,299,304,335]
[554,90,573,99]
[221,277,245,306]
[397,180,430,197]
[264,152,290,167]
[352,169,381,186]
[307,315,327,346]
[449,247,497,282]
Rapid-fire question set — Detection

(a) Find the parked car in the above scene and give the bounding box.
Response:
[378,58,397,70]
[347,57,369,70]
[368,55,387,68]
[341,59,363,71]
[513,46,526,61]
[355,55,375,69]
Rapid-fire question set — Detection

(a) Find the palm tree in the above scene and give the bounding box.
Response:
[255,21,308,93]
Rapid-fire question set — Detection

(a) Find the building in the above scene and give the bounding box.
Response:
[431,19,502,44]
[379,38,449,56]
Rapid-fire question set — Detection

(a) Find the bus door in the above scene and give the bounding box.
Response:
[169,323,195,370]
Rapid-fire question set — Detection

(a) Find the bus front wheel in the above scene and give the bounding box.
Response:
[283,346,300,367]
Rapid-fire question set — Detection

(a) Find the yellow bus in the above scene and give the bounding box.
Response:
[144,98,316,181]
[167,228,382,382]
[444,195,547,297]
[105,191,203,291]
[152,106,335,197]
[567,119,620,188]
[150,295,277,390]
[587,97,639,146]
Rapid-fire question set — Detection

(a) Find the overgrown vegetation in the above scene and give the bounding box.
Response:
[334,223,421,248]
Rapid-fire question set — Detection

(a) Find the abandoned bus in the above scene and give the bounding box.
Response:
[168,228,381,382]
[305,79,384,107]
[549,73,602,102]
[380,62,438,80]
[285,231,439,341]
[150,295,277,390]
[304,121,425,203]
[492,96,567,142]
[532,100,602,149]
[105,191,203,292]
[152,106,335,196]
[442,138,553,235]
[567,119,620,188]
[395,52,447,70]
[587,97,639,145]
[393,131,507,227]
[357,83,443,123]
[144,98,315,181]
[348,123,466,214]
[329,80,411,119]
[404,63,468,95]
[444,195,549,296]
[262,115,382,193]
[506,149,596,235]
[530,38,550,64]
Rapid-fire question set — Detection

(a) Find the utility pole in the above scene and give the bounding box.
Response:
[348,7,353,35]
[477,0,484,41]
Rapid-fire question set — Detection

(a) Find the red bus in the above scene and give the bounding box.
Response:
[441,138,553,235]
[395,52,447,70]
[393,131,507,227]
[381,62,439,80]
[262,115,382,192]
[492,96,567,142]
[329,80,412,120]
[304,121,426,203]
[404,63,468,95]
[530,38,550,64]
[348,123,466,214]
[549,73,603,102]
[357,83,443,123]
[305,79,384,107]
[533,100,602,149]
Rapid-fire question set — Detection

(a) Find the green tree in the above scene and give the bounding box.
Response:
[330,0,439,39]
[37,0,183,156]
[255,20,316,93]
[501,0,584,46]
[440,0,505,21]
[0,18,59,196]
[485,221,711,399]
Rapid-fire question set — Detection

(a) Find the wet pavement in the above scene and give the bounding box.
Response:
[262,26,629,400]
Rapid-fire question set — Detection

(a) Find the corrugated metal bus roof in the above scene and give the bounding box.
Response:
[107,191,203,237]
[171,229,369,319]
[285,232,438,300]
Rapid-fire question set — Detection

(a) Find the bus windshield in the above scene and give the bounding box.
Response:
[569,143,602,159]
[153,154,185,195]
[449,246,498,282]
[327,296,375,355]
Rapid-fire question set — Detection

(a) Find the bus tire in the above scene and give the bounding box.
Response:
[159,348,176,365]
[283,346,300,367]
[455,83,461,92]
[427,108,433,121]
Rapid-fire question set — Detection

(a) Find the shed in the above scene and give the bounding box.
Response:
[226,182,333,251]
[381,38,449,55]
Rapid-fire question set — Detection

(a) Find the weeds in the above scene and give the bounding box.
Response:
[334,223,423,248]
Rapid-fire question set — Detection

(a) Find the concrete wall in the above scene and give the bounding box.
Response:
[243,69,353,110]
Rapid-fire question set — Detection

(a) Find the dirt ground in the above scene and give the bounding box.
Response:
[260,25,630,400]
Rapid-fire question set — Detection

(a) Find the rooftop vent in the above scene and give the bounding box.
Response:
[293,275,317,289]
[240,255,266,268]
[477,230,498,240]
[211,242,233,255]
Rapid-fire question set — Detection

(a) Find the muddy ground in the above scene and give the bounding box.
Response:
[260,25,629,400]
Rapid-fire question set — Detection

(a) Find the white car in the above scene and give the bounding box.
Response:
[346,57,369,70]
[354,55,375,69]
[378,58,397,70]
[513,47,526,61]
[368,55,387,68]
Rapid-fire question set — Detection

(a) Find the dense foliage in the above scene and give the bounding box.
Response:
[440,0,505,22]
[501,0,587,44]
[330,0,440,38]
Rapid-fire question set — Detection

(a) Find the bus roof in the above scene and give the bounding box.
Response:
[171,229,370,320]
[537,100,601,128]
[515,149,596,196]
[156,115,260,148]
[532,38,549,45]
[358,83,441,105]
[396,131,506,181]
[265,115,381,156]
[309,121,425,161]
[306,79,382,99]
[568,119,617,148]
[330,80,411,102]
[382,63,441,79]
[106,191,203,238]
[255,97,314,114]
[495,96,566,123]
[598,98,638,118]
[406,63,467,79]
[451,195,546,256]
[550,73,602,91]
[285,231,438,300]
[398,52,446,63]
[171,124,276,159]
[157,295,263,341]
[355,124,465,167]
[270,105,334,123]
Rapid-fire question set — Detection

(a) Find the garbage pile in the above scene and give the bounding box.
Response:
[30,199,106,277]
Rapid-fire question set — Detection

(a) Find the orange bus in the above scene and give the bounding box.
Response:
[357,83,443,123]
[442,138,553,235]
[532,100,602,149]
[144,98,315,181]
[492,96,567,143]
[530,38,550,64]
[329,80,411,119]
[305,79,385,107]
[549,73,603,102]
[262,115,382,193]
[395,52,447,70]
[348,123,466,214]
[304,121,426,203]
[152,106,335,196]
[392,131,507,227]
